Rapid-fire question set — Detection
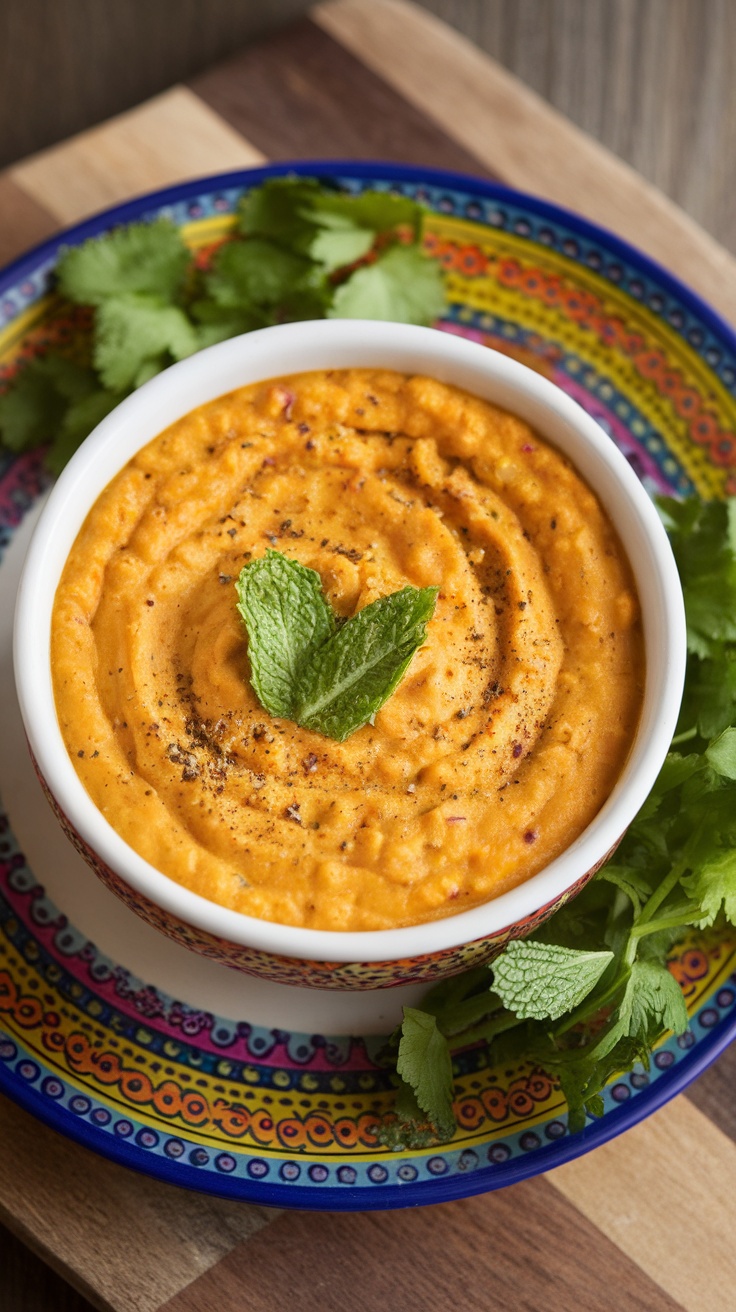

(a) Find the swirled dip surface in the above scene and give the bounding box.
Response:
[52,370,644,931]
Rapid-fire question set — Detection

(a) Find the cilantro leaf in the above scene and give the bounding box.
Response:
[309,188,423,239]
[190,299,266,348]
[235,550,335,720]
[294,584,438,741]
[204,238,327,315]
[57,219,190,304]
[308,218,375,274]
[1,178,447,473]
[0,356,95,452]
[238,177,326,252]
[705,727,736,779]
[621,959,689,1041]
[47,387,124,474]
[682,849,736,927]
[396,1006,456,1139]
[239,178,425,264]
[554,1035,650,1132]
[93,294,199,390]
[658,497,736,656]
[328,244,445,325]
[491,940,614,1021]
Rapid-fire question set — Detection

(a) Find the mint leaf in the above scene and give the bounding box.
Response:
[682,850,736,927]
[396,1006,456,1139]
[235,552,438,740]
[93,294,199,390]
[235,550,335,720]
[294,584,438,741]
[328,244,445,325]
[491,940,614,1021]
[57,219,190,304]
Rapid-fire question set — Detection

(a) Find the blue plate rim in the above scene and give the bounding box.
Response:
[2,159,736,360]
[0,1002,733,1209]
[1,157,735,1209]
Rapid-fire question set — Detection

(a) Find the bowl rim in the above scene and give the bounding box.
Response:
[13,318,687,962]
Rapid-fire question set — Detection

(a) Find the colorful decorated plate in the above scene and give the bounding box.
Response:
[0,163,735,1210]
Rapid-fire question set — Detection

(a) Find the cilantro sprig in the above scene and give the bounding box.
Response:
[379,497,736,1146]
[0,178,445,472]
[235,549,438,742]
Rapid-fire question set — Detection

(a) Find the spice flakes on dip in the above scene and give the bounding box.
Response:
[51,369,644,932]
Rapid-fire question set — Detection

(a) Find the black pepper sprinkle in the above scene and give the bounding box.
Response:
[524,829,537,844]
[284,802,301,823]
[218,574,232,584]
[77,750,85,758]
[227,528,237,538]
[146,599,154,607]
[333,544,363,563]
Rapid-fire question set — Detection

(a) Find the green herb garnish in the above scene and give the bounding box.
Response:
[235,549,438,742]
[378,497,736,1145]
[0,178,445,472]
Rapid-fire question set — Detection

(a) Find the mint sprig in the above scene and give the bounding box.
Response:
[235,550,438,742]
[235,550,335,721]
[377,498,736,1146]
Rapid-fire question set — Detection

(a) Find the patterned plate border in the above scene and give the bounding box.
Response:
[0,162,735,1209]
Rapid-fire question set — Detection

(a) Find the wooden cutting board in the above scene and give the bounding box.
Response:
[1,4,735,1309]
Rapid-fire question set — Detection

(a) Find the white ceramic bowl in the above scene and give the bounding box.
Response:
[14,320,686,989]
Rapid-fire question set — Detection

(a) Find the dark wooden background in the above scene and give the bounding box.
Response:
[1,0,735,252]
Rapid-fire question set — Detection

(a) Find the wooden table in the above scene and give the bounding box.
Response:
[1,4,735,1308]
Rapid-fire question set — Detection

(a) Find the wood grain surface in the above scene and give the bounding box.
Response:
[1,3,735,1310]
[316,0,736,326]
[0,1093,274,1312]
[10,87,264,227]
[2,1,736,257]
[160,1178,684,1312]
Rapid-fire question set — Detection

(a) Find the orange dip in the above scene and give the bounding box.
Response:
[51,369,644,930]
